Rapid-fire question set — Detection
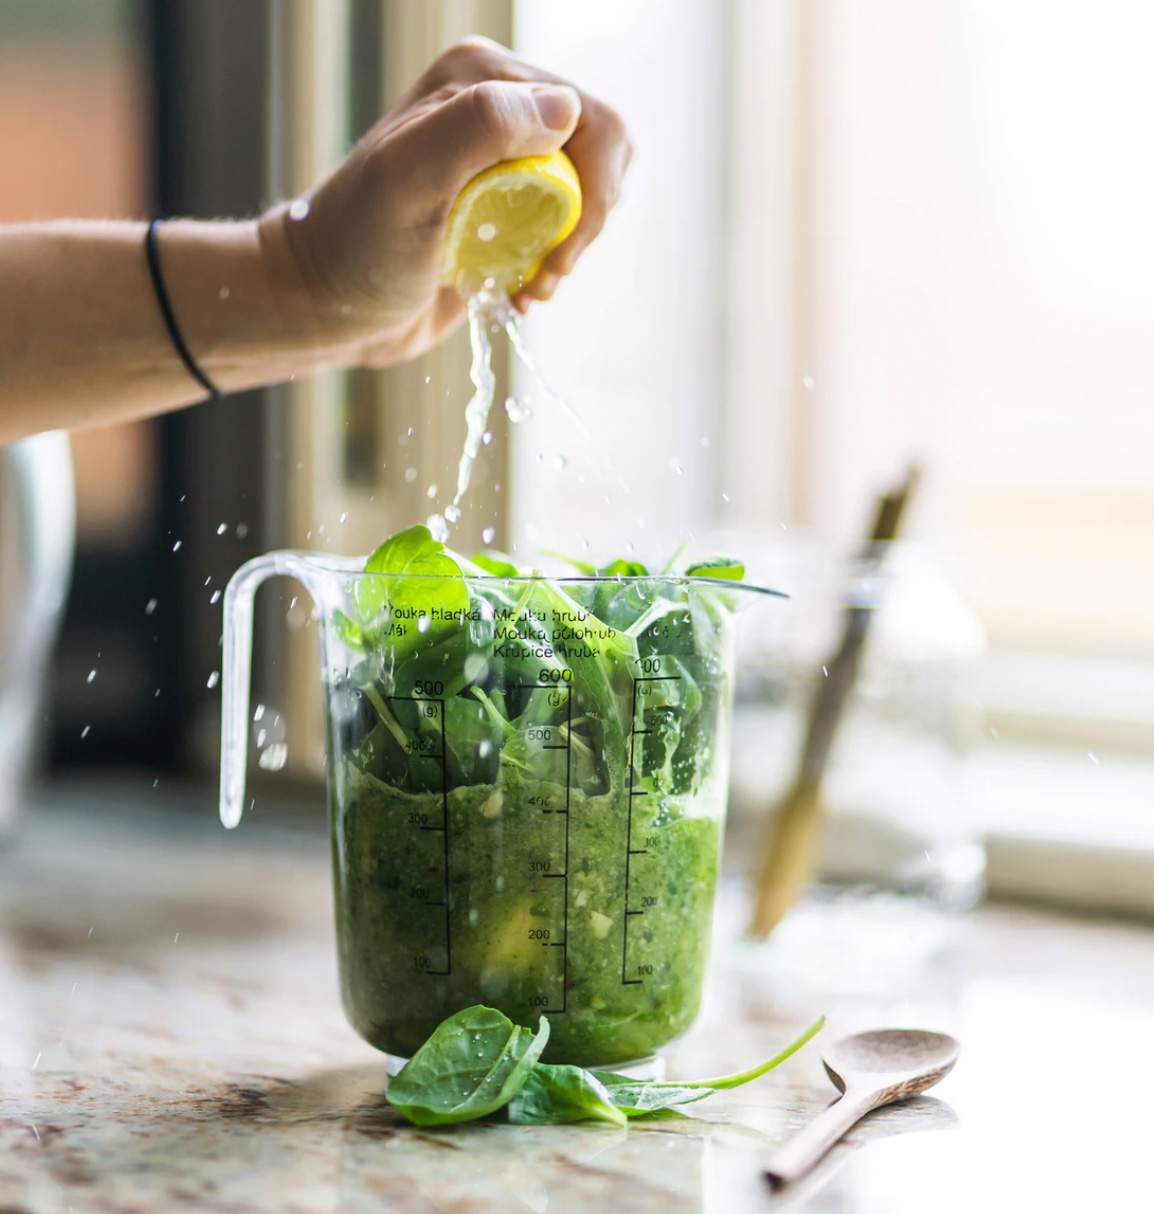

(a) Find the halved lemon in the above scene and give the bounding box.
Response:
[441,151,582,298]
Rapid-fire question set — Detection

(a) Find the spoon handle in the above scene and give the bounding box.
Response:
[765,1089,876,1186]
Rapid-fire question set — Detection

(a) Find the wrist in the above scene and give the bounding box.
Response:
[156,217,344,393]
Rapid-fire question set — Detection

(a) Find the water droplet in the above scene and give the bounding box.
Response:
[426,483,438,498]
[481,526,495,544]
[1088,751,1100,766]
[288,198,310,221]
[722,493,731,503]
[145,598,158,615]
[424,375,431,385]
[426,514,449,542]
[339,511,348,524]
[478,739,491,758]
[87,669,96,683]
[477,222,497,242]
[219,286,230,300]
[204,576,212,587]
[417,615,431,634]
[216,523,227,535]
[482,431,493,445]
[254,704,266,722]
[803,374,815,391]
[404,467,417,483]
[552,454,568,471]
[236,523,249,539]
[172,540,182,552]
[258,742,288,771]
[504,395,533,423]
[444,503,461,523]
[625,541,635,554]
[256,728,268,748]
[206,671,220,689]
[210,590,221,605]
[80,725,90,739]
[668,457,683,476]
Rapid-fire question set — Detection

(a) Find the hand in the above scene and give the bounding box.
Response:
[258,36,632,370]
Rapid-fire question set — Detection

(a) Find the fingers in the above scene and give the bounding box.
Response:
[386,79,581,207]
[421,38,633,282]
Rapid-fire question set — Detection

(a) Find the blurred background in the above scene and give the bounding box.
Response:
[3,0,1153,921]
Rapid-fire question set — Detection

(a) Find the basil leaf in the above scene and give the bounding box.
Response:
[506,1064,627,1126]
[684,555,745,582]
[385,1006,550,1126]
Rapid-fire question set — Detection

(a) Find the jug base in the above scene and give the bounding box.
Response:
[384,1051,666,1081]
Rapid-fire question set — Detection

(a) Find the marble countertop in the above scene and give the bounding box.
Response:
[2,789,1152,1213]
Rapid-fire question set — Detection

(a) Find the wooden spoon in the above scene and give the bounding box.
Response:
[764,1028,960,1187]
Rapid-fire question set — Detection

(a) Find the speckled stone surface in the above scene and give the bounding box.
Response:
[2,793,1153,1212]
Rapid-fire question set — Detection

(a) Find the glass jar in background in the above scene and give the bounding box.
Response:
[725,537,986,913]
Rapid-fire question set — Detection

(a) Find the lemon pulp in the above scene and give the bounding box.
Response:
[441,151,582,298]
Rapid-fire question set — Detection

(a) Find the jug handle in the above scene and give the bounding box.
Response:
[219,550,351,828]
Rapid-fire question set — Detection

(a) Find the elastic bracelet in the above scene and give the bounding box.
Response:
[145,218,223,400]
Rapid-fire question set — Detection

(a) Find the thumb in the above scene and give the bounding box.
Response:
[392,80,581,201]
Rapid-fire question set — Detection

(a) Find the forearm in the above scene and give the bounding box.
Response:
[0,218,337,442]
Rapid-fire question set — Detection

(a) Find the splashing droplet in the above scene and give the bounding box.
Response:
[481,526,496,544]
[482,431,493,445]
[216,523,227,535]
[288,198,310,221]
[339,511,348,524]
[206,671,220,689]
[80,725,90,739]
[145,598,158,615]
[477,222,498,242]
[172,540,182,552]
[444,503,461,523]
[87,669,97,684]
[258,742,288,771]
[404,467,417,483]
[426,483,438,499]
[668,458,683,476]
[210,590,221,605]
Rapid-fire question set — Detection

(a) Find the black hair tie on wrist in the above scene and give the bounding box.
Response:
[145,218,223,400]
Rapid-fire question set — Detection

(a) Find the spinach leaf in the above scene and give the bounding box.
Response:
[354,524,469,643]
[506,1064,627,1126]
[591,1074,715,1117]
[472,550,521,577]
[592,1016,825,1115]
[684,556,745,582]
[385,1005,550,1126]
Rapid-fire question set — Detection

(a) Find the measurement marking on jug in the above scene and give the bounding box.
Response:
[622,670,682,986]
[388,695,451,977]
[512,682,573,1014]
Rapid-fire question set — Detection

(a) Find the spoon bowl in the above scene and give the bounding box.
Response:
[824,1028,960,1102]
[765,1027,960,1187]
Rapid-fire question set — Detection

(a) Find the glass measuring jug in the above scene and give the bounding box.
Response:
[220,551,779,1068]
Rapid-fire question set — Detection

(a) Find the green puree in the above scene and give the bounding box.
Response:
[332,764,723,1067]
[323,526,746,1069]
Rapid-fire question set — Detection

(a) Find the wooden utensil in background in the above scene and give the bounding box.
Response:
[749,467,920,937]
